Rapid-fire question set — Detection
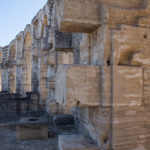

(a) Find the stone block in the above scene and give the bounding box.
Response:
[143,67,150,106]
[106,6,147,29]
[98,0,142,9]
[17,117,49,140]
[55,0,101,33]
[138,17,150,28]
[55,0,143,33]
[44,52,73,65]
[113,66,143,106]
[58,135,99,150]
[55,65,101,107]
[112,106,150,150]
[44,53,56,65]
[56,52,73,64]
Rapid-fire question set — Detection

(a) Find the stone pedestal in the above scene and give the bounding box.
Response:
[17,117,49,140]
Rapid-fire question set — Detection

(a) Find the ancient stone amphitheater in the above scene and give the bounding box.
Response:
[0,0,150,150]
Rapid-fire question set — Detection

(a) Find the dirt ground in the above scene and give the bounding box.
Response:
[0,128,58,150]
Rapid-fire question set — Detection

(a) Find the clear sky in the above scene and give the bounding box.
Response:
[0,0,47,47]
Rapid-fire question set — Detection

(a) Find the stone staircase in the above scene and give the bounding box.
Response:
[48,114,99,150]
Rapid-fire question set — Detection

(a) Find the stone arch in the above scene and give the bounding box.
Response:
[9,44,17,93]
[9,67,16,93]
[16,32,24,58]
[41,15,48,38]
[24,32,32,51]
[9,45,16,61]
[0,51,2,63]
[118,47,142,66]
[38,14,49,105]
[33,19,39,39]
[22,31,32,93]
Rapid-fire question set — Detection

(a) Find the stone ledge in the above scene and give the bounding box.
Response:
[58,134,99,150]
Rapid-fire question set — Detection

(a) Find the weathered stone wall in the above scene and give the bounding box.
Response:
[1,0,150,149]
[54,0,150,149]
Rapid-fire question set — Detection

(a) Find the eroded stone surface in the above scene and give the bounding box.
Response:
[55,65,101,107]
[1,0,150,150]
[0,128,58,150]
[17,116,49,140]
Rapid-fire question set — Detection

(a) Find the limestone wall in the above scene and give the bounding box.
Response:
[1,0,150,149]
[54,0,150,149]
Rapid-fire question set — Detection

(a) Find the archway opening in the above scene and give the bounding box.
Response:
[23,32,32,93]
[41,15,48,38]
[9,45,16,93]
[0,51,2,63]
[10,45,16,61]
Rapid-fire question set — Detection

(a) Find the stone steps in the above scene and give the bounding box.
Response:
[58,134,99,150]
[47,114,99,149]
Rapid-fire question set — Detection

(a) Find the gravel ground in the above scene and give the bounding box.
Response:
[0,128,58,150]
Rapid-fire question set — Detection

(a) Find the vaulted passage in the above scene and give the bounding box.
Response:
[22,32,32,93]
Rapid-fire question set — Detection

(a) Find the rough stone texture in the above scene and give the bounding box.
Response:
[55,0,101,33]
[113,66,143,107]
[53,114,74,126]
[55,0,146,33]
[17,117,49,140]
[54,30,72,52]
[0,128,58,150]
[44,52,73,65]
[112,25,150,66]
[58,135,99,150]
[55,65,101,107]
[1,0,150,150]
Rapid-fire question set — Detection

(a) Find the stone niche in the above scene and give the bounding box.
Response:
[54,30,72,52]
[55,65,101,107]
[55,0,101,33]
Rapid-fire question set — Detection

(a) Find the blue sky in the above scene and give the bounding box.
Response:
[0,0,47,47]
